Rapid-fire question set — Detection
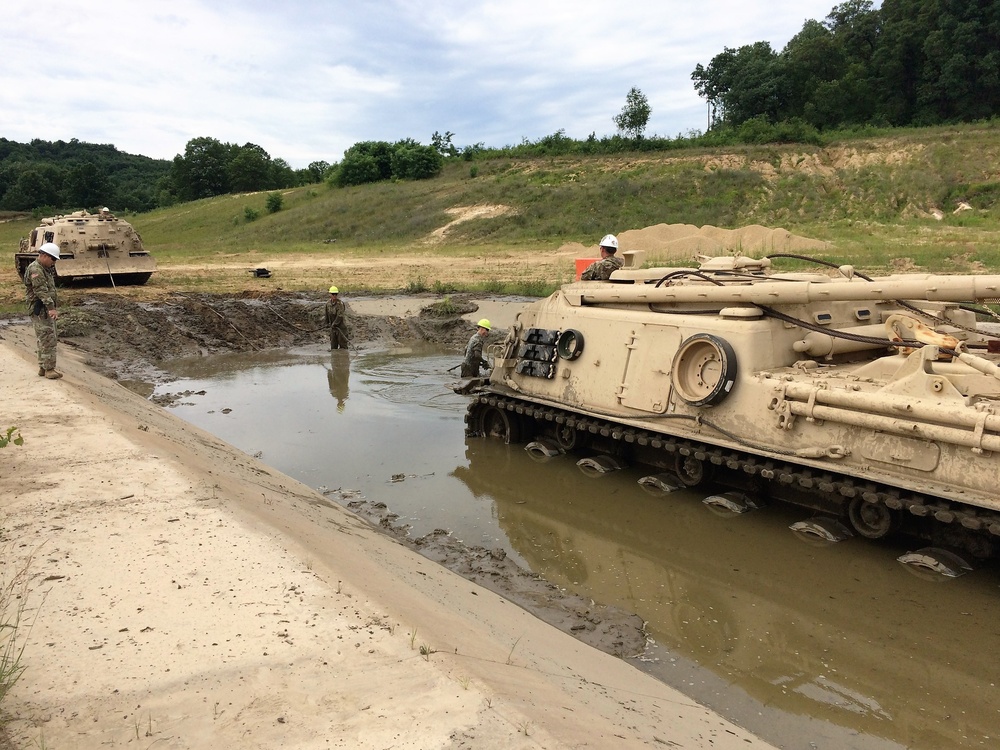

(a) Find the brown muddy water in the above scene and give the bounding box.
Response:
[154,344,1000,750]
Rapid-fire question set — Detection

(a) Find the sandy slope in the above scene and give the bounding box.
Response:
[0,326,775,749]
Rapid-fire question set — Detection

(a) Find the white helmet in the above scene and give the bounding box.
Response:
[39,242,60,260]
[599,234,619,251]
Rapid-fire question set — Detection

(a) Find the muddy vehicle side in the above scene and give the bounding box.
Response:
[466,254,1000,559]
[16,210,156,285]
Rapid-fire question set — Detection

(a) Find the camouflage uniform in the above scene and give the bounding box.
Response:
[580,254,624,281]
[324,297,349,349]
[462,332,487,377]
[23,259,59,371]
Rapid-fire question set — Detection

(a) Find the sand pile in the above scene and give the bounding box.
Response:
[558,223,829,261]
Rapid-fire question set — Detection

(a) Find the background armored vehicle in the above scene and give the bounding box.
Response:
[466,254,1000,560]
[16,209,156,285]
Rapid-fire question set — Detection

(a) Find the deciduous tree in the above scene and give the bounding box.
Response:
[613,87,652,139]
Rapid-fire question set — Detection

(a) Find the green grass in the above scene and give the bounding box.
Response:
[3,122,1000,278]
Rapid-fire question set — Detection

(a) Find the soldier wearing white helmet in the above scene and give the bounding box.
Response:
[23,242,63,379]
[580,233,624,281]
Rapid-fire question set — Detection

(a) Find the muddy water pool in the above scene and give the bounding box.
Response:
[155,345,1000,750]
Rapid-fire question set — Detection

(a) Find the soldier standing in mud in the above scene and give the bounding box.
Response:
[580,234,624,280]
[325,286,349,349]
[461,319,491,377]
[23,242,63,379]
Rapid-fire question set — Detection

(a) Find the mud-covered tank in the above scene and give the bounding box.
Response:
[16,209,156,285]
[466,253,1000,559]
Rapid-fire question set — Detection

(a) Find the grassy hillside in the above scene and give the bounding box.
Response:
[2,123,1000,304]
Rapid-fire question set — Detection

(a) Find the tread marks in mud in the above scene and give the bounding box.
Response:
[464,393,1000,557]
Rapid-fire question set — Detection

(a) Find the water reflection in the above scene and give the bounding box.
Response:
[326,350,350,412]
[453,438,1000,750]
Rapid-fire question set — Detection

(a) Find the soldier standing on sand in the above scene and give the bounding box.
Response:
[324,286,349,350]
[580,234,624,280]
[23,242,63,379]
[461,319,491,378]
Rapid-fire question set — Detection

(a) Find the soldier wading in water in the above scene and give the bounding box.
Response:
[24,242,63,379]
[461,319,491,377]
[325,286,349,350]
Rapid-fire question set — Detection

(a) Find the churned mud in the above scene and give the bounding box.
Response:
[52,291,479,385]
[344,497,647,658]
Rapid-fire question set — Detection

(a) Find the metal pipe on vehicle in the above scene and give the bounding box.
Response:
[785,401,1000,453]
[579,275,1000,306]
[779,381,1000,436]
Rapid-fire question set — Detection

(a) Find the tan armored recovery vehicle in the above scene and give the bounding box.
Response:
[466,253,1000,562]
[16,208,156,285]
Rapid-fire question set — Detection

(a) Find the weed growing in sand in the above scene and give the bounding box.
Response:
[419,644,435,660]
[0,427,23,449]
[517,721,532,736]
[458,676,470,690]
[0,545,35,709]
[409,628,418,649]
[506,636,521,666]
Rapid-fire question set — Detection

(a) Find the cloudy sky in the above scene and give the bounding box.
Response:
[3,1,854,169]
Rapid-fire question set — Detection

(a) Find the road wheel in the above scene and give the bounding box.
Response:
[554,423,578,451]
[675,454,709,487]
[848,498,900,539]
[478,405,522,444]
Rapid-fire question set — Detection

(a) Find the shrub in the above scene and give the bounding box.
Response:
[265,192,283,213]
[391,145,444,180]
[243,206,260,222]
[336,152,382,187]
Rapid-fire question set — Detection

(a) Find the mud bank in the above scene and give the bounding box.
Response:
[53,291,494,386]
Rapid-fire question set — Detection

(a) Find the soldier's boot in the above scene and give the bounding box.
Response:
[38,366,45,376]
[43,369,63,380]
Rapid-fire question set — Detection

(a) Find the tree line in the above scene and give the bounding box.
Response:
[0,136,334,215]
[0,138,171,214]
[0,133,446,215]
[692,0,1000,131]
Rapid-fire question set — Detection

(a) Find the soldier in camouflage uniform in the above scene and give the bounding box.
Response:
[324,286,349,349]
[461,319,491,377]
[23,243,63,379]
[580,233,624,281]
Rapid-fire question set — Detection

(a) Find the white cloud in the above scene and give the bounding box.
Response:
[0,0,863,167]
